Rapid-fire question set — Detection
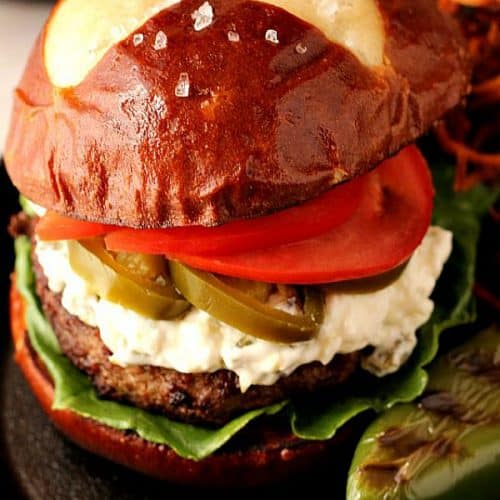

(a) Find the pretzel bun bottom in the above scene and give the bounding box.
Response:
[9,279,350,487]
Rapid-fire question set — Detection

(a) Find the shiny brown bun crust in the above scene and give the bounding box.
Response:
[5,0,469,228]
[10,279,349,486]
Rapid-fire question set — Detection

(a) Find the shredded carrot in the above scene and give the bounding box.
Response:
[474,283,500,311]
[436,2,500,191]
[435,122,500,190]
[458,0,499,5]
[490,205,500,221]
[440,0,500,14]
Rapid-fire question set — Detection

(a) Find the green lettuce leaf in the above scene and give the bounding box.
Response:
[291,160,499,439]
[14,158,498,457]
[19,195,37,216]
[15,236,286,460]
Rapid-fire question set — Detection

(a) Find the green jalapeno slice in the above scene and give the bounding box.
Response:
[68,238,189,320]
[169,261,324,343]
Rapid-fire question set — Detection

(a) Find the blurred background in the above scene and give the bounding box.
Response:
[0,4,51,497]
[0,1,51,150]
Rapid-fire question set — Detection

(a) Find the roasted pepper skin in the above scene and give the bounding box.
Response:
[169,261,324,343]
[347,325,500,500]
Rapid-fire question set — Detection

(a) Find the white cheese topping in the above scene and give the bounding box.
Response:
[35,227,452,392]
[45,0,180,88]
[255,0,384,67]
[44,0,383,88]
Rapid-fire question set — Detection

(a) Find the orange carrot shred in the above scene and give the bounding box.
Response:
[436,2,500,191]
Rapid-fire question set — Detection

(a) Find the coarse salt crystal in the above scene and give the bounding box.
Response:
[295,42,307,54]
[227,30,240,43]
[175,73,190,97]
[133,33,144,47]
[265,29,279,44]
[192,2,214,32]
[154,31,168,50]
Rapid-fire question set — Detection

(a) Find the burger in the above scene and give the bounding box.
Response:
[5,0,473,488]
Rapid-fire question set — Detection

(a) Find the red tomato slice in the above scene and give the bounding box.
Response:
[163,146,434,284]
[36,212,116,241]
[104,175,365,256]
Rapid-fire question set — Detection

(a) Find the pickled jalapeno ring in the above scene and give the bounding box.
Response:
[169,261,324,344]
[68,239,189,320]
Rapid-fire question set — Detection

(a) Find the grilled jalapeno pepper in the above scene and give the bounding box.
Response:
[68,238,189,319]
[348,324,500,500]
[169,261,324,343]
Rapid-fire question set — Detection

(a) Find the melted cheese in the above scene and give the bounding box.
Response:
[44,0,384,88]
[35,227,452,392]
[45,0,179,88]
[255,0,384,66]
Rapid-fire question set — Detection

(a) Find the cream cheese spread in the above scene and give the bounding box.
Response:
[35,226,452,392]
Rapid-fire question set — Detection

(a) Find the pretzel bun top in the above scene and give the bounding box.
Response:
[5,0,469,228]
